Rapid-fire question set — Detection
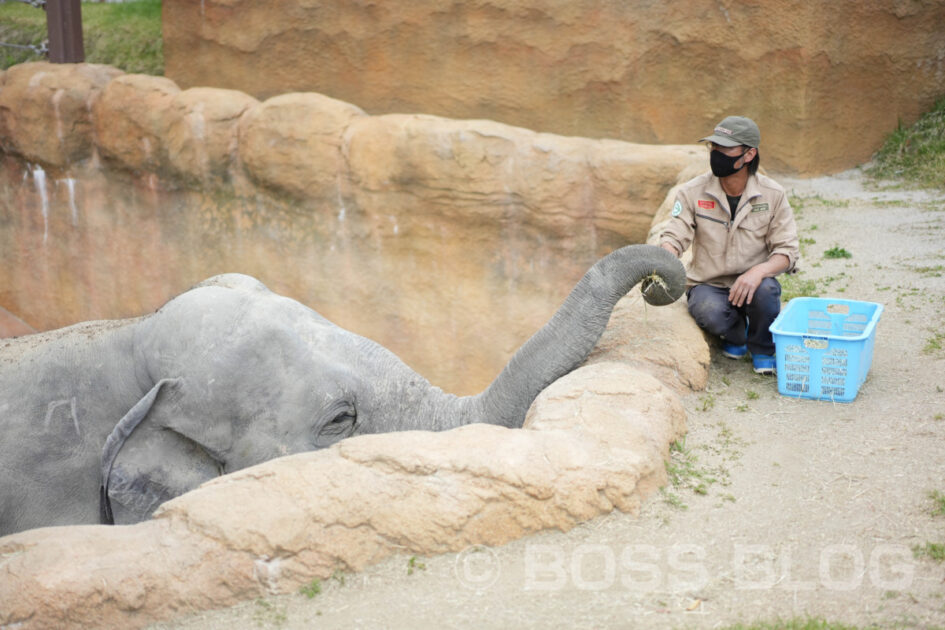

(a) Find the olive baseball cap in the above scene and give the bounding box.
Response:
[699,116,760,148]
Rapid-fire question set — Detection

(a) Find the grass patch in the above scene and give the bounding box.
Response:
[298,578,322,598]
[406,555,426,575]
[662,438,731,509]
[912,541,945,562]
[721,619,879,630]
[930,489,945,517]
[867,95,945,190]
[910,490,945,563]
[781,274,820,300]
[252,598,287,627]
[0,0,163,74]
[823,246,853,259]
[924,331,945,354]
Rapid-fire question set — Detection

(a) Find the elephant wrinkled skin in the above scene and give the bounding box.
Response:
[0,244,685,535]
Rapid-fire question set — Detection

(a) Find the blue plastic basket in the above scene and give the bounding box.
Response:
[769,297,883,402]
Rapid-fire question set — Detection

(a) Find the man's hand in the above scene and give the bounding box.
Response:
[729,254,791,306]
[728,267,766,307]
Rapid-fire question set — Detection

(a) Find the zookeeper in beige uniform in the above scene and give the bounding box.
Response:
[660,116,800,374]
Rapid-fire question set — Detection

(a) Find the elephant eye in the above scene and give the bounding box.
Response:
[314,403,358,448]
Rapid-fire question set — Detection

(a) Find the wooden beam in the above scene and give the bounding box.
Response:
[45,0,84,63]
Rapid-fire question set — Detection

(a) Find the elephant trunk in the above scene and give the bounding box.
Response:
[432,244,685,430]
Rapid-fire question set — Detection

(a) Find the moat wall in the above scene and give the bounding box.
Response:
[0,61,701,394]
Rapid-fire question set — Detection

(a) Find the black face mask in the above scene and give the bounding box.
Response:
[710,148,748,178]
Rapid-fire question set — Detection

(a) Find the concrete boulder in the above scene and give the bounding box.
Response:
[92,74,181,174]
[586,294,710,395]
[237,92,366,199]
[344,113,700,245]
[164,87,260,185]
[0,62,123,168]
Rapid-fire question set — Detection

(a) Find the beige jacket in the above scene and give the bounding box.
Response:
[660,171,800,288]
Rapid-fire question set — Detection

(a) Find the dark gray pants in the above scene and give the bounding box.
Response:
[686,278,782,356]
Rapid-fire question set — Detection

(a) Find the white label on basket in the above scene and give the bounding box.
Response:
[803,337,829,350]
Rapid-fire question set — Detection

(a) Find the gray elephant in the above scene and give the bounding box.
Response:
[0,244,684,535]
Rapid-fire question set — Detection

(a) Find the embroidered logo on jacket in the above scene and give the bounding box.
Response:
[672,201,683,217]
[698,200,715,209]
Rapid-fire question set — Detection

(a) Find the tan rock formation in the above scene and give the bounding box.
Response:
[92,74,181,173]
[343,113,701,247]
[238,92,366,199]
[164,87,260,185]
[0,62,122,168]
[587,295,710,395]
[162,0,945,175]
[0,361,688,630]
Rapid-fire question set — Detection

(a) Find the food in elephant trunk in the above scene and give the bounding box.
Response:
[0,244,684,534]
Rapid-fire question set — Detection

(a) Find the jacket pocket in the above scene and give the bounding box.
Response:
[695,213,729,228]
[739,210,771,232]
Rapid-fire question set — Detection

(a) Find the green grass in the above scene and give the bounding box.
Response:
[661,438,732,509]
[298,578,322,598]
[912,541,945,562]
[781,274,820,301]
[823,246,852,259]
[924,331,945,354]
[910,490,945,564]
[406,555,426,575]
[721,620,880,630]
[930,490,945,517]
[0,0,163,74]
[867,95,945,190]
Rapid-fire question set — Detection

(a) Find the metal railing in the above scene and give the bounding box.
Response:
[0,0,83,63]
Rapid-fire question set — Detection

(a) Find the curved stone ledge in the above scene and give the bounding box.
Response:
[0,348,694,629]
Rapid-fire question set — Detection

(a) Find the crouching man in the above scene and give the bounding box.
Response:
[660,115,800,374]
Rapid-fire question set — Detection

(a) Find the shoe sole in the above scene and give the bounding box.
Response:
[722,351,747,360]
[753,367,776,375]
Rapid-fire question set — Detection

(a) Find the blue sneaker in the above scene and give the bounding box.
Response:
[722,342,748,359]
[752,354,776,375]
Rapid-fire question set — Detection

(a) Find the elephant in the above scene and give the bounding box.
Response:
[0,244,684,535]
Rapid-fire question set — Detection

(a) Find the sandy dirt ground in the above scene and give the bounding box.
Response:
[152,169,945,630]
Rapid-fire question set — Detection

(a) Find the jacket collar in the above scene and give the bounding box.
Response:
[705,173,763,222]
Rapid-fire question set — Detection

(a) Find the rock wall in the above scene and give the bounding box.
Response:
[162,0,945,175]
[0,61,701,394]
[0,214,710,630]
[0,60,714,629]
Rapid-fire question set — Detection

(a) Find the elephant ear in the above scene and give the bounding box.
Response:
[100,379,223,525]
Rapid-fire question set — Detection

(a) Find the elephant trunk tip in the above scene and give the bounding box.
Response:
[640,270,681,306]
[637,247,686,306]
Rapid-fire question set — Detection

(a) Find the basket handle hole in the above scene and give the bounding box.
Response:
[827,303,850,315]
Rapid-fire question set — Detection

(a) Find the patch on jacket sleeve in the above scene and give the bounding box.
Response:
[672,201,683,217]
[697,200,715,209]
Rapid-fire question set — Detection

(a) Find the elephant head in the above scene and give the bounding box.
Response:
[99,244,685,524]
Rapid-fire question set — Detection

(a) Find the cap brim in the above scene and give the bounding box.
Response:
[699,134,741,147]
